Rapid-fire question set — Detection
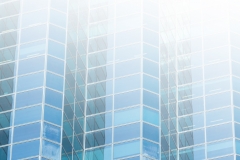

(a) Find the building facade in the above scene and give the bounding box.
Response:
[0,0,240,160]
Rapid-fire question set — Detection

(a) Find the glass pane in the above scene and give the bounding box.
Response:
[114,140,140,159]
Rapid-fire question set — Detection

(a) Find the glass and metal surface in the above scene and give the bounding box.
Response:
[0,0,240,160]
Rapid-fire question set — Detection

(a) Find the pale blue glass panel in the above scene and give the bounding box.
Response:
[143,90,159,109]
[89,19,114,38]
[143,0,159,17]
[50,9,66,28]
[178,52,202,70]
[87,80,113,99]
[22,0,48,12]
[231,46,240,63]
[21,25,47,43]
[0,111,11,129]
[18,56,45,75]
[233,76,240,92]
[206,107,232,126]
[116,14,141,32]
[179,113,204,131]
[116,0,140,17]
[86,113,112,131]
[179,129,205,148]
[13,122,40,142]
[143,14,159,32]
[178,67,203,85]
[19,40,46,59]
[205,92,231,110]
[204,62,229,80]
[143,43,159,62]
[0,79,13,96]
[44,106,62,126]
[43,122,61,143]
[143,74,159,93]
[51,0,67,12]
[143,29,159,47]
[114,107,140,126]
[114,140,140,159]
[88,50,113,68]
[236,140,240,155]
[49,25,66,43]
[114,123,140,142]
[207,123,232,142]
[178,98,204,116]
[115,43,141,62]
[234,92,240,107]
[204,46,229,64]
[234,107,240,123]
[0,31,18,48]
[116,28,141,47]
[114,90,140,109]
[42,140,60,160]
[17,72,44,91]
[179,145,205,160]
[46,72,63,92]
[48,40,65,59]
[204,32,228,49]
[143,107,159,125]
[88,35,114,53]
[85,145,111,160]
[115,59,141,78]
[88,65,113,83]
[87,96,112,115]
[143,140,159,159]
[0,95,13,112]
[47,56,64,75]
[16,88,43,108]
[0,1,20,18]
[115,74,140,93]
[21,9,48,28]
[207,140,233,158]
[143,59,159,77]
[12,140,40,160]
[205,77,230,95]
[178,82,203,100]
[45,89,62,108]
[143,123,159,142]
[14,105,41,125]
[232,61,240,77]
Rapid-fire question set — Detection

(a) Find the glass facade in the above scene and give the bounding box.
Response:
[0,0,240,160]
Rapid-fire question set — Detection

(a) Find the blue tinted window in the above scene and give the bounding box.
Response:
[45,89,62,108]
[17,72,44,91]
[87,80,113,99]
[114,90,140,109]
[12,140,40,160]
[87,96,112,115]
[179,145,205,160]
[43,123,61,143]
[114,140,140,159]
[16,89,43,108]
[143,59,159,77]
[85,145,111,160]
[115,28,141,47]
[205,92,231,110]
[143,140,159,159]
[207,123,232,142]
[114,107,140,126]
[86,113,112,131]
[47,56,64,75]
[13,123,40,142]
[15,105,41,125]
[46,72,63,91]
[143,43,159,62]
[143,74,159,93]
[115,59,141,78]
[85,129,112,148]
[44,106,62,126]
[178,98,204,116]
[179,129,205,148]
[115,43,141,62]
[114,123,140,142]
[42,140,60,159]
[0,112,11,129]
[143,90,159,109]
[18,56,45,75]
[50,9,66,27]
[19,40,46,59]
[206,107,232,126]
[21,9,47,28]
[49,25,66,43]
[115,74,141,93]
[21,25,47,43]
[0,129,10,146]
[48,40,65,59]
[179,113,204,131]
[143,107,159,125]
[207,140,233,158]
[143,123,159,142]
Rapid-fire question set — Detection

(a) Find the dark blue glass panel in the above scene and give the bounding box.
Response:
[44,106,62,126]
[14,105,41,125]
[42,140,60,159]
[12,140,40,159]
[143,123,159,142]
[0,129,10,146]
[0,111,11,129]
[0,146,9,160]
[18,56,45,75]
[13,122,40,142]
[114,123,140,142]
[16,89,43,108]
[46,72,63,92]
[43,123,61,143]
[45,89,62,108]
[0,95,13,111]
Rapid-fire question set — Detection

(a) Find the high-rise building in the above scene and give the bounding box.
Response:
[0,0,240,160]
